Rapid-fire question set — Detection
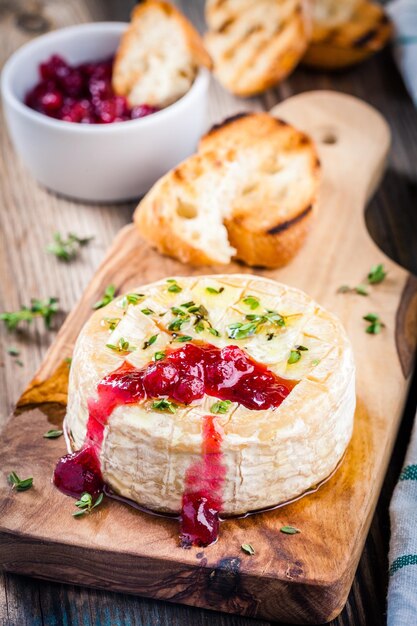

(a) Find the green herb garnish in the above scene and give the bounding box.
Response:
[0,297,59,331]
[119,293,145,308]
[43,429,63,439]
[173,335,193,343]
[368,263,387,284]
[288,345,308,364]
[241,543,255,555]
[168,316,189,331]
[167,279,182,293]
[337,285,351,294]
[106,337,136,353]
[6,347,20,357]
[47,232,93,262]
[242,295,260,310]
[143,334,158,350]
[280,525,300,535]
[211,400,232,414]
[227,309,285,340]
[338,284,368,296]
[141,308,154,316]
[363,313,385,334]
[93,285,116,310]
[195,320,205,333]
[151,399,177,413]
[355,284,369,296]
[73,492,104,518]
[8,471,33,492]
[65,357,72,368]
[102,317,121,331]
[153,351,166,361]
[206,286,224,295]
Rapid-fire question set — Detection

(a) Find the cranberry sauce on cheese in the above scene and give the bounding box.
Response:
[54,342,295,546]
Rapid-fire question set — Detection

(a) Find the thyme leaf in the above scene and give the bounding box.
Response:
[211,400,232,414]
[151,399,177,413]
[8,471,33,492]
[47,232,93,262]
[43,429,63,439]
[93,285,116,310]
[241,543,255,555]
[0,297,59,331]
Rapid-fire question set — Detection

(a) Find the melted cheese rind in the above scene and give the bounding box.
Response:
[66,274,355,515]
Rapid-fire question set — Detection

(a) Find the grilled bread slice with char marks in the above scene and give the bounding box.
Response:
[304,1,392,70]
[134,112,320,268]
[113,0,212,108]
[204,0,312,96]
[65,274,356,516]
[313,0,363,30]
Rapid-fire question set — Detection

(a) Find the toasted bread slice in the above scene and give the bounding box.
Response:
[204,0,312,97]
[313,0,363,30]
[113,0,212,107]
[134,112,320,268]
[304,1,392,70]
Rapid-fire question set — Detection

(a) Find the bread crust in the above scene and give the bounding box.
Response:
[204,0,312,96]
[134,112,320,269]
[303,1,392,70]
[113,0,211,106]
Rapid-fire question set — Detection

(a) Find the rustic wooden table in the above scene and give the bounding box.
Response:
[1,1,417,625]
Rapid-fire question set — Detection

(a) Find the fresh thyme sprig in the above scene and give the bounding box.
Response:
[0,297,59,331]
[43,429,63,439]
[93,285,116,310]
[241,543,255,555]
[166,279,182,293]
[143,334,158,350]
[118,293,145,308]
[368,263,387,284]
[151,399,177,413]
[106,337,136,353]
[8,471,33,492]
[242,295,260,310]
[280,525,300,535]
[211,400,232,414]
[206,286,224,295]
[363,313,385,334]
[47,232,93,262]
[288,345,308,364]
[72,492,104,518]
[227,309,285,340]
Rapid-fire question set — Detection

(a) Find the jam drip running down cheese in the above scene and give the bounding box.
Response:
[54,342,296,545]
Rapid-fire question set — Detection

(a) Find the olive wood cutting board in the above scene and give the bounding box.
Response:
[1,91,417,624]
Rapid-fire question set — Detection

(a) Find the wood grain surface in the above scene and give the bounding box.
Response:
[1,1,417,625]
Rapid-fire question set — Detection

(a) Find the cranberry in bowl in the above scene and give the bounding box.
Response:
[25,54,160,124]
[1,23,209,202]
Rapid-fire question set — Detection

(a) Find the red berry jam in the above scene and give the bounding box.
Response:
[25,54,159,124]
[53,342,296,545]
[180,414,225,547]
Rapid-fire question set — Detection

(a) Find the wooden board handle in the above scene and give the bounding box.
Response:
[271,90,390,202]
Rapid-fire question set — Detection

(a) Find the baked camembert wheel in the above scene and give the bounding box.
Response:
[55,275,355,547]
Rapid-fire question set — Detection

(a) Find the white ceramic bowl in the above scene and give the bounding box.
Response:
[1,22,210,202]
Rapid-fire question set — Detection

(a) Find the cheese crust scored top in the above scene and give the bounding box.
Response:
[64,275,355,519]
